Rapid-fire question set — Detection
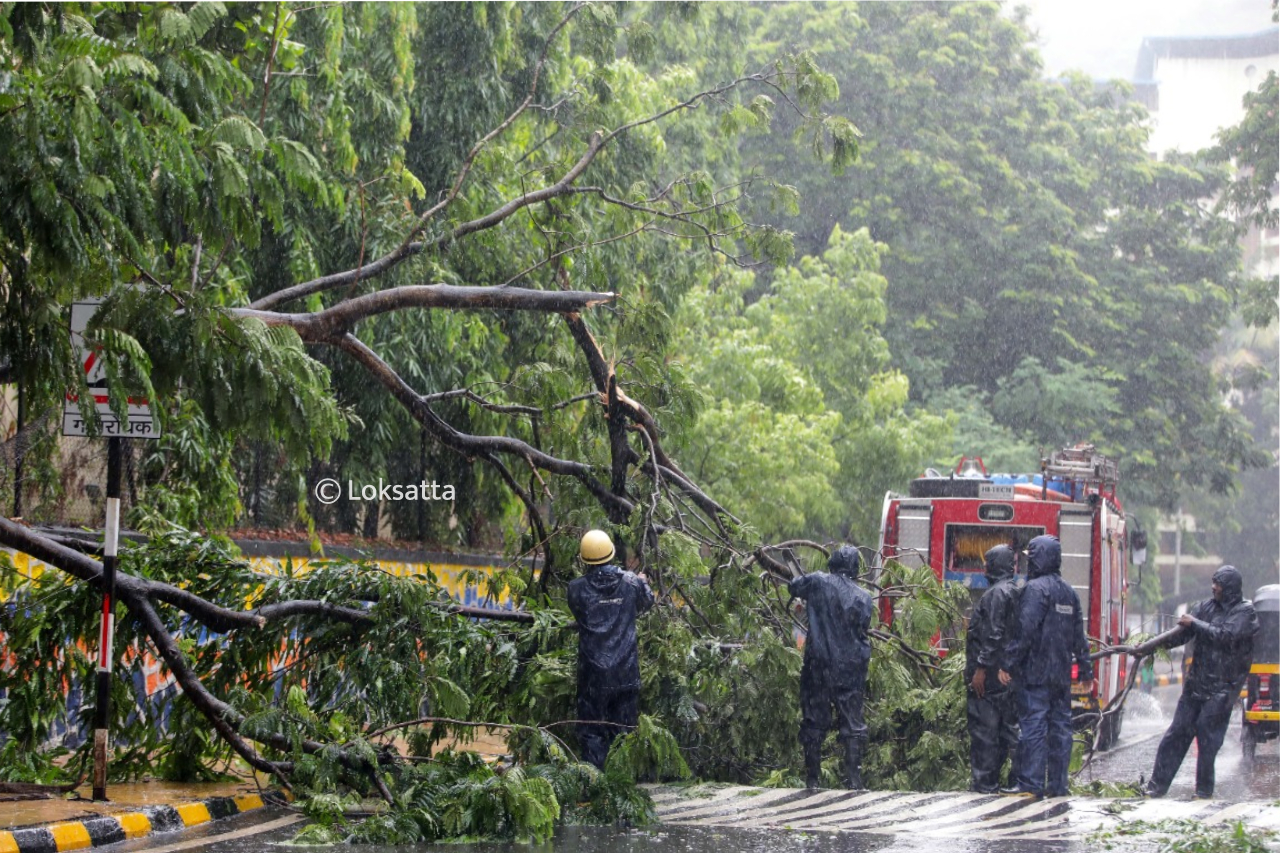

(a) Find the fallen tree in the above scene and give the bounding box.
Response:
[0,3,968,841]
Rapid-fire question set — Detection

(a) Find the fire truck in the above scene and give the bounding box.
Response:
[878,445,1131,748]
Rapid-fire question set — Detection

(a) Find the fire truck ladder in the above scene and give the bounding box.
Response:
[1042,444,1119,497]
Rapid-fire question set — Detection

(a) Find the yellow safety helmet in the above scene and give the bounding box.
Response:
[580,529,616,565]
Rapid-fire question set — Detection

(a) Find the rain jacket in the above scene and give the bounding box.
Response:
[1004,535,1092,688]
[1156,566,1258,699]
[965,544,1021,687]
[567,563,655,691]
[789,546,873,685]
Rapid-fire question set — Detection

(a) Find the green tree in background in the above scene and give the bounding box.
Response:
[743,0,1267,511]
[674,225,947,543]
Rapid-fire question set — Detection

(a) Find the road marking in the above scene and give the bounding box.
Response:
[115,814,151,839]
[733,791,900,828]
[173,805,210,828]
[649,784,1280,842]
[653,785,771,813]
[862,794,1028,832]
[48,824,91,852]
[1202,802,1266,825]
[822,794,954,829]
[662,787,811,821]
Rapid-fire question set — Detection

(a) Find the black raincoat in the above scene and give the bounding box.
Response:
[789,546,873,748]
[1145,565,1259,797]
[966,544,1022,792]
[1004,536,1092,688]
[966,545,1021,685]
[567,563,655,768]
[1003,535,1091,797]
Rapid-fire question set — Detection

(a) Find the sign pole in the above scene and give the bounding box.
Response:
[92,436,122,802]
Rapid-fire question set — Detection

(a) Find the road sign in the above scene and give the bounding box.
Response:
[62,299,161,439]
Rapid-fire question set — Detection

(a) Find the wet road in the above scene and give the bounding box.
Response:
[1075,683,1280,801]
[88,682,1277,853]
[115,818,1083,853]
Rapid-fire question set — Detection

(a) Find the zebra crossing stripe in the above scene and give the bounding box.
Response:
[731,791,899,828]
[1246,807,1280,831]
[653,784,776,811]
[1122,799,1219,823]
[1193,801,1261,825]
[647,785,1280,842]
[967,802,1074,839]
[964,799,1069,832]
[821,793,955,830]
[760,789,861,818]
[861,793,1027,832]
[662,786,814,821]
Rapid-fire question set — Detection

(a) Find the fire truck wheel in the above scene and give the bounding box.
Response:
[1097,711,1123,751]
[1242,724,1257,764]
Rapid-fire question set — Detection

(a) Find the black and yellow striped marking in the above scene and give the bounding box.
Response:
[0,794,267,853]
[1151,672,1184,688]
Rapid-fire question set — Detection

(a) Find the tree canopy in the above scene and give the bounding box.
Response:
[741,0,1268,509]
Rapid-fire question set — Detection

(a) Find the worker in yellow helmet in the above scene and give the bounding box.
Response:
[567,529,655,769]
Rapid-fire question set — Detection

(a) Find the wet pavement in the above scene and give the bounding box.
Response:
[4,684,1276,853]
[1077,683,1280,801]
[105,819,1082,853]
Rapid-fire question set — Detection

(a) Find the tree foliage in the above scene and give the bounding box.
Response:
[742,1,1267,511]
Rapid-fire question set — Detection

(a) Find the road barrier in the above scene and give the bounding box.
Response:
[0,794,273,853]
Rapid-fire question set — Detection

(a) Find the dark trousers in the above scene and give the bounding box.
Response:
[968,687,1020,792]
[1149,689,1235,796]
[1017,683,1073,795]
[577,684,639,770]
[798,666,867,747]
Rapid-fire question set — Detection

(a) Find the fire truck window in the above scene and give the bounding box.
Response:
[944,525,1044,590]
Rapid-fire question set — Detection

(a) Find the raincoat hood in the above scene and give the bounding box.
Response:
[1026,535,1061,579]
[984,544,1016,583]
[828,545,861,579]
[584,563,624,597]
[1212,565,1244,606]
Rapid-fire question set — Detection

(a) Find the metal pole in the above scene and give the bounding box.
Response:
[13,382,23,517]
[418,426,427,547]
[1173,506,1182,601]
[92,437,122,801]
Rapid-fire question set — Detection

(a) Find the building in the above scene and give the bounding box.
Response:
[1133,27,1280,280]
[1128,26,1280,615]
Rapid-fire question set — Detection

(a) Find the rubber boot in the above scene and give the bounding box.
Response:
[843,739,865,791]
[803,742,823,789]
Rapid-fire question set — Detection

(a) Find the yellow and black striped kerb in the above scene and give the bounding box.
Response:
[1152,672,1185,688]
[0,794,268,853]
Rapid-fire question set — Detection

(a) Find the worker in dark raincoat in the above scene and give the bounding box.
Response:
[966,544,1022,793]
[1135,566,1258,798]
[567,529,655,770]
[789,545,874,789]
[999,535,1092,798]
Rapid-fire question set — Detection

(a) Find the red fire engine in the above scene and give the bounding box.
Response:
[878,445,1131,748]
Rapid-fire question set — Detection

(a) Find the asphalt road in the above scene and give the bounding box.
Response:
[1075,682,1280,801]
[83,682,1276,853]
